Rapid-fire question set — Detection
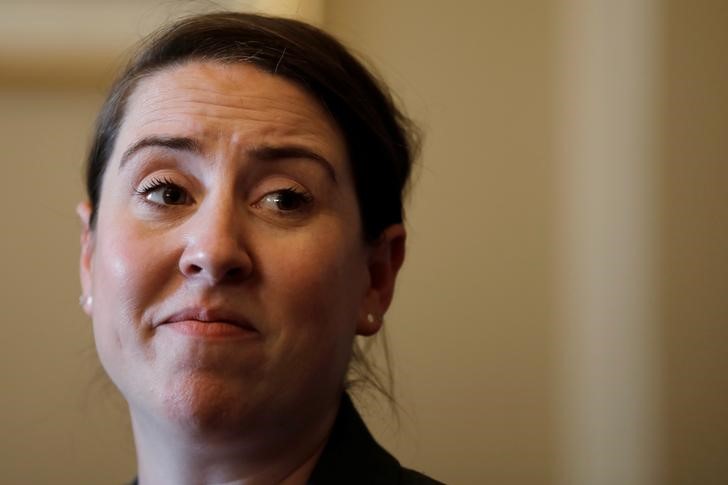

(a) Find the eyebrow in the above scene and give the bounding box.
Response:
[247,145,337,182]
[118,136,337,182]
[119,136,202,169]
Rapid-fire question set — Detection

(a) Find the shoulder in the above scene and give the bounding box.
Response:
[400,467,445,485]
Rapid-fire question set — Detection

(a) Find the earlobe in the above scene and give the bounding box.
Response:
[357,311,381,337]
[356,224,406,336]
[76,202,95,316]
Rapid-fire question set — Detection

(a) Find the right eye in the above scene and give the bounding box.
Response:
[136,177,191,206]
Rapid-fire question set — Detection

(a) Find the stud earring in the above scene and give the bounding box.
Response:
[79,295,92,308]
[366,313,377,324]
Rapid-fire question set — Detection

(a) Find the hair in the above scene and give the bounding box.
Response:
[84,11,418,402]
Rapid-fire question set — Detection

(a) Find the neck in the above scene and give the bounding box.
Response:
[129,398,339,485]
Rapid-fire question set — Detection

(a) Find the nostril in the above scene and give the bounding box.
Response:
[224,267,245,282]
[187,264,203,275]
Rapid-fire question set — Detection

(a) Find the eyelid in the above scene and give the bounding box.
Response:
[131,162,187,188]
[257,187,313,206]
[135,175,179,194]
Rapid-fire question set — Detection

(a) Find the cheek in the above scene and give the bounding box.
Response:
[261,265,362,401]
[90,222,177,374]
[268,234,366,320]
[259,229,368,362]
[93,230,167,319]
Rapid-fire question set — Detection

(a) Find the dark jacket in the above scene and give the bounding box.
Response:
[309,393,443,484]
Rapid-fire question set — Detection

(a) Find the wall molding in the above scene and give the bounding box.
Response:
[0,0,324,88]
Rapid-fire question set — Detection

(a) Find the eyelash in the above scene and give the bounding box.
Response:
[135,176,178,196]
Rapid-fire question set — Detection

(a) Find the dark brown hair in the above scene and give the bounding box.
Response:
[86,11,418,242]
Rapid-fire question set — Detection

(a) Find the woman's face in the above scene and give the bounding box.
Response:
[78,61,403,432]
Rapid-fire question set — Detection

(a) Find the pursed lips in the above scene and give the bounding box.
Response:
[158,307,258,333]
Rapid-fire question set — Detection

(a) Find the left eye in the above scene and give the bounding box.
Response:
[137,179,191,206]
[256,188,312,212]
[148,185,190,205]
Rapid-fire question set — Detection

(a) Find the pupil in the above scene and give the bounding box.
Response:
[274,192,300,211]
[163,187,182,204]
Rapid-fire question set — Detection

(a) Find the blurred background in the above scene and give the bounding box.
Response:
[0,0,726,484]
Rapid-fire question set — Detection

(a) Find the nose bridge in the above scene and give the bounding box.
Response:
[179,185,250,284]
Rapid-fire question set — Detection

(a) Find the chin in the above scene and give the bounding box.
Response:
[156,373,264,436]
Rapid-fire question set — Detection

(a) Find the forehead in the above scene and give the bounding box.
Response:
[114,61,346,162]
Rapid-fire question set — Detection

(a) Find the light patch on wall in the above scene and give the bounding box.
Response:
[235,0,325,24]
[554,0,660,484]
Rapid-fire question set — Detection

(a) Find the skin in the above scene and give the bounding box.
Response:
[78,61,405,485]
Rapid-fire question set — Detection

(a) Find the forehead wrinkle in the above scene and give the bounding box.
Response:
[133,82,332,131]
[120,61,348,170]
[127,111,342,172]
[131,100,338,156]
[139,94,326,127]
[137,66,328,121]
[133,107,334,148]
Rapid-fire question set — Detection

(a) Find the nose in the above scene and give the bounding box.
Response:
[178,199,252,285]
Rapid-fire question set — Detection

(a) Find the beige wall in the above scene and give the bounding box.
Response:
[0,89,135,482]
[0,1,726,484]
[659,1,728,483]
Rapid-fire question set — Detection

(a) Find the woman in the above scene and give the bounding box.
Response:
[77,12,440,485]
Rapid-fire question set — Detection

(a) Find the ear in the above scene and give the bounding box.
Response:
[77,201,95,316]
[357,224,407,336]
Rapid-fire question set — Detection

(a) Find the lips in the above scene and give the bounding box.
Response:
[158,307,258,337]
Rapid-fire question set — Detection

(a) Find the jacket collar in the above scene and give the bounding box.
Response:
[308,392,402,484]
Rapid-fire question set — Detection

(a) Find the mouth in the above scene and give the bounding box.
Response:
[158,307,259,339]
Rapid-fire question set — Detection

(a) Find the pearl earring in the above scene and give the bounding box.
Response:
[79,295,92,307]
[366,313,376,324]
